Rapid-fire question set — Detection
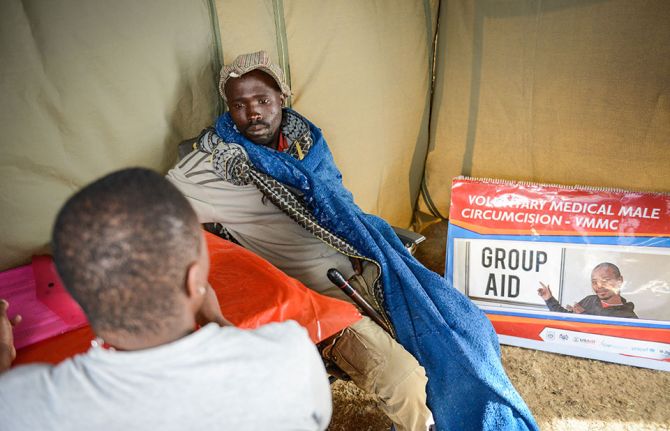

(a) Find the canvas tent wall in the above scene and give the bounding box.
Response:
[1,0,668,272]
[0,0,438,271]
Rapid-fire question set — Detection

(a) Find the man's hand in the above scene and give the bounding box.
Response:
[537,282,554,301]
[195,284,232,327]
[565,303,585,313]
[0,299,22,373]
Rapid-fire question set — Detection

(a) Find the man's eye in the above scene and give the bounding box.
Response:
[259,98,270,104]
[233,104,244,110]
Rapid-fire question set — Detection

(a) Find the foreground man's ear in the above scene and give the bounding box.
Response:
[185,260,223,326]
[185,259,206,307]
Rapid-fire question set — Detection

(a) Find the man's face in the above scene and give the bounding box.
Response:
[224,70,284,147]
[591,266,623,301]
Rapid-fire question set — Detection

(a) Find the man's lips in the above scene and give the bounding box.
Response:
[245,123,268,134]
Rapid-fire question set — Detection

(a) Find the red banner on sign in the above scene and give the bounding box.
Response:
[449,178,670,237]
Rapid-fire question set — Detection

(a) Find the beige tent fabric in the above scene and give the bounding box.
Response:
[215,1,279,65]
[216,0,439,227]
[0,0,437,271]
[9,0,668,270]
[419,0,670,220]
[0,0,219,271]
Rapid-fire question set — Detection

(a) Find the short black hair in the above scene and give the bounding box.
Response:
[593,262,622,278]
[52,168,201,335]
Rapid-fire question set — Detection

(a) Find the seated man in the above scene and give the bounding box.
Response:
[168,51,537,430]
[0,168,331,431]
[538,262,638,318]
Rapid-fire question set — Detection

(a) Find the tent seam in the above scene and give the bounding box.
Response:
[272,0,292,108]
[206,0,225,115]
[416,0,446,220]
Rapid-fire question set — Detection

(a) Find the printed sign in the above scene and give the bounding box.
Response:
[446,177,670,371]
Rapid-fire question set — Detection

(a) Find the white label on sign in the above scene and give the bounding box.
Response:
[463,239,563,305]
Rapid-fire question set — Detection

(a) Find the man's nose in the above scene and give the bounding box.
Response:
[248,110,262,122]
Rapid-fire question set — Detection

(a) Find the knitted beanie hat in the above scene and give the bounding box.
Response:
[218,50,291,101]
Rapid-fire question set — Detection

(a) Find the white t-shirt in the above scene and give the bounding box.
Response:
[166,150,356,303]
[0,321,331,431]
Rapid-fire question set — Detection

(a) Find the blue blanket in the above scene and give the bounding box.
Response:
[216,110,538,431]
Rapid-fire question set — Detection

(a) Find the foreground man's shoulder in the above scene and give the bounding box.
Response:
[253,320,311,343]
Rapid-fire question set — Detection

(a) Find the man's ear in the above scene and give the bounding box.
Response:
[185,259,208,308]
[185,262,200,299]
[280,94,286,106]
[186,233,210,301]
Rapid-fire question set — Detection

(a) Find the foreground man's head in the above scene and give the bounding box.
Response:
[52,167,211,349]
